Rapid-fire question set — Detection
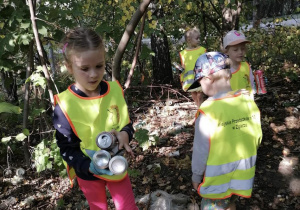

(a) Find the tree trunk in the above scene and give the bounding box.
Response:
[150,31,173,84]
[48,41,56,77]
[252,0,261,28]
[0,71,18,103]
[23,40,34,167]
[222,1,242,31]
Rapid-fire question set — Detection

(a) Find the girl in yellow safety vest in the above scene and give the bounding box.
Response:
[188,52,262,210]
[179,27,207,107]
[53,27,138,210]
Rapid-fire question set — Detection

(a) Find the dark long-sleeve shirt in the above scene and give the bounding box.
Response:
[53,81,134,180]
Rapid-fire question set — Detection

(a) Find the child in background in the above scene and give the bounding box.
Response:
[179,27,206,107]
[53,27,138,210]
[223,30,256,98]
[189,52,262,210]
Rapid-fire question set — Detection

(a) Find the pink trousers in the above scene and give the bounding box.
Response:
[77,175,138,210]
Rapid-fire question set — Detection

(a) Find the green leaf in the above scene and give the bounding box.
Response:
[32,108,46,118]
[56,199,65,207]
[46,161,52,169]
[52,30,64,42]
[0,102,22,114]
[127,169,141,178]
[28,72,47,89]
[20,21,31,29]
[1,136,12,143]
[3,35,16,52]
[19,33,33,45]
[59,169,67,177]
[38,25,48,36]
[23,129,30,136]
[36,156,46,172]
[134,129,149,143]
[16,133,27,141]
[134,129,150,151]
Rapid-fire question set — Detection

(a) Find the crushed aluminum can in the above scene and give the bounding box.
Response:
[16,168,25,177]
[172,62,184,73]
[109,156,128,175]
[92,150,111,169]
[96,132,117,150]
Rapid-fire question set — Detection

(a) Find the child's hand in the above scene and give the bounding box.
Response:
[237,89,250,96]
[192,181,200,190]
[89,161,113,175]
[110,130,134,158]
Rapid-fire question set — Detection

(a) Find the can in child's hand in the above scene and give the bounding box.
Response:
[92,150,111,169]
[109,156,128,175]
[254,70,267,94]
[96,132,117,150]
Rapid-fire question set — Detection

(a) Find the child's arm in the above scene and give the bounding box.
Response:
[55,131,91,174]
[192,114,210,189]
[53,105,91,175]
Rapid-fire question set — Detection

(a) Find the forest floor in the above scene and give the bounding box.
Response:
[0,75,300,210]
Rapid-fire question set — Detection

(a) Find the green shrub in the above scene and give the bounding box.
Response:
[246,26,300,80]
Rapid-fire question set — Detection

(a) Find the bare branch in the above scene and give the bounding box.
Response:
[123,12,147,91]
[112,0,152,81]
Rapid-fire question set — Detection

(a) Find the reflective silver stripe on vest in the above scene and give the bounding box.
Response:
[200,177,254,194]
[184,70,194,78]
[205,155,257,177]
[183,79,194,86]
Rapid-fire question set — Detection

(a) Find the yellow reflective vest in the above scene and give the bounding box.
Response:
[196,91,262,199]
[230,62,253,95]
[179,46,206,91]
[54,81,130,187]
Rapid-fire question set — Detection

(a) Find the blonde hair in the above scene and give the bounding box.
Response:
[209,58,232,81]
[185,27,200,42]
[62,27,104,64]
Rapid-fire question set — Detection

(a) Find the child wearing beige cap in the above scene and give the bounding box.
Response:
[223,30,255,98]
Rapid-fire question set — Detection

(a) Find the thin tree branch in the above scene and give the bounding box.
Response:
[35,17,64,32]
[123,12,147,91]
[28,0,55,109]
[112,0,152,81]
[209,0,222,17]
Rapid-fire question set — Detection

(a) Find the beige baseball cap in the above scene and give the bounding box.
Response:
[223,30,251,49]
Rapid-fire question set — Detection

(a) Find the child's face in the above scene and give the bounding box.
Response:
[188,31,200,48]
[225,43,247,64]
[66,48,105,97]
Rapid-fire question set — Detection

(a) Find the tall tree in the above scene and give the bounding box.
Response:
[151,31,173,84]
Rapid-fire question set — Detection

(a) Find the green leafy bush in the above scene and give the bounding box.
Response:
[246,26,300,80]
[33,137,66,177]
